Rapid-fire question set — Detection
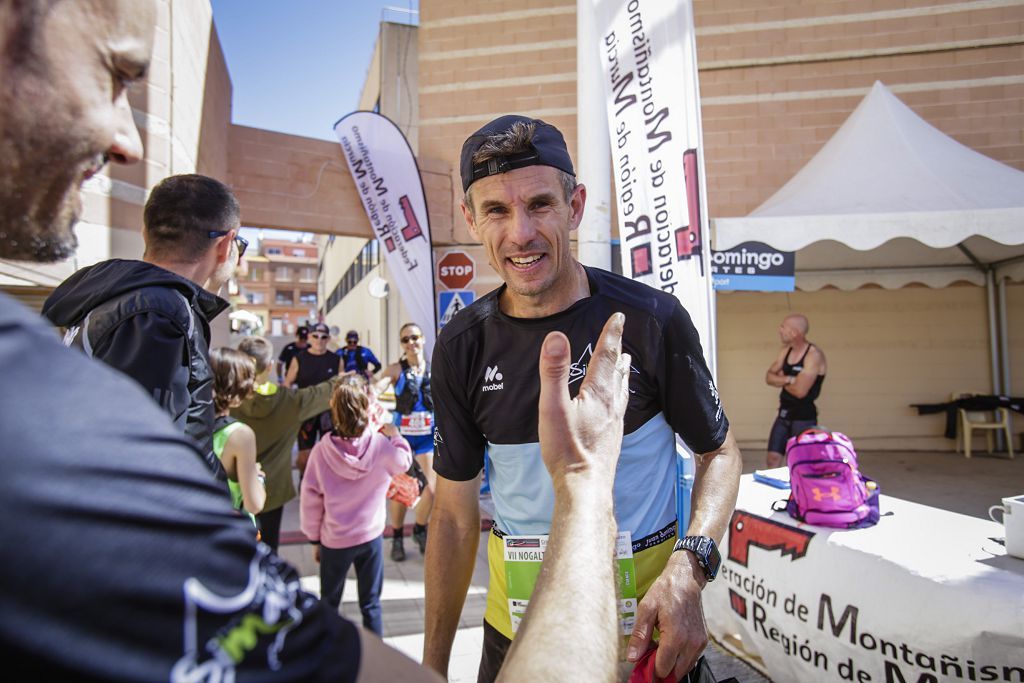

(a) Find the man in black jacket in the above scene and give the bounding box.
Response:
[42,174,243,478]
[0,2,633,678]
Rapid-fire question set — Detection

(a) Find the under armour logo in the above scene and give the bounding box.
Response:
[812,486,842,503]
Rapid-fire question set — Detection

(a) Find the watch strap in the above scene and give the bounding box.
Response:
[672,535,721,582]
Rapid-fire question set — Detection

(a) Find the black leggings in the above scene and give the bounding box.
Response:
[256,506,284,553]
[477,620,512,683]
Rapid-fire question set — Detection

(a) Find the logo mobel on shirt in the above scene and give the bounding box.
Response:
[482,364,504,392]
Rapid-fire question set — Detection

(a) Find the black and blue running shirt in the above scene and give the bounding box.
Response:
[431,266,728,540]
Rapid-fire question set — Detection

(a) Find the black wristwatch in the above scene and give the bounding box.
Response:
[673,536,721,582]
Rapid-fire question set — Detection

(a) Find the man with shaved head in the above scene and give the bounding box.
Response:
[764,314,828,467]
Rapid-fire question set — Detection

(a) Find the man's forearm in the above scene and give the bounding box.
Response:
[498,480,619,682]
[687,430,743,542]
[422,505,480,675]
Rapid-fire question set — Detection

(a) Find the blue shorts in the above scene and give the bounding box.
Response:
[403,432,434,455]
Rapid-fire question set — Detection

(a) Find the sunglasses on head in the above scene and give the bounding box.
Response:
[310,333,329,340]
[208,230,248,259]
[401,334,422,344]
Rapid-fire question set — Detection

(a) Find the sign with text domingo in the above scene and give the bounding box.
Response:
[334,112,437,354]
[590,0,715,375]
[712,242,795,292]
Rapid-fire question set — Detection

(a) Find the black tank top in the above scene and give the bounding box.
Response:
[293,349,339,388]
[394,358,432,415]
[779,344,825,421]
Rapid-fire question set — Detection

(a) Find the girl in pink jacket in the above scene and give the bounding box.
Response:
[300,376,412,635]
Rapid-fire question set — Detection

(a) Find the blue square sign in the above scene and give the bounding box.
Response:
[438,290,475,328]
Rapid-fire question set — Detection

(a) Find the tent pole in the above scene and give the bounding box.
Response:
[986,270,1000,395]
[999,275,1011,395]
[998,275,1013,452]
[985,270,1005,450]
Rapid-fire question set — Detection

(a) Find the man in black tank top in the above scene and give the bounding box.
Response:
[764,314,828,467]
[284,322,343,476]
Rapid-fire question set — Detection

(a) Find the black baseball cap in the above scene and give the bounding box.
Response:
[296,325,309,339]
[346,330,359,341]
[310,323,330,336]
[460,115,575,192]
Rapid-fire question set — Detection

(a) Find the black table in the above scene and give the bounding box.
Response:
[911,395,1023,439]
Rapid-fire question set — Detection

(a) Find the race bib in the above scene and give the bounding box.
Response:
[399,411,433,436]
[503,531,638,635]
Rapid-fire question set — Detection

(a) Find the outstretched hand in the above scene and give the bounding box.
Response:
[537,312,631,489]
[497,313,632,683]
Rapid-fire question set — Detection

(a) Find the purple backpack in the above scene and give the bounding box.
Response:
[783,429,879,528]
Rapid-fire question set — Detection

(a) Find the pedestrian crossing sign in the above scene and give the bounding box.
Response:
[438,290,475,328]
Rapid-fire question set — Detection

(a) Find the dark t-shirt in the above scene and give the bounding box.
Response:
[431,266,728,539]
[294,349,340,388]
[0,293,360,681]
[279,341,309,373]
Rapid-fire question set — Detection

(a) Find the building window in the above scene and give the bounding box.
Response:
[324,239,381,315]
[266,247,282,255]
[275,291,293,306]
[244,290,265,305]
[248,266,263,281]
[299,292,317,306]
[300,267,316,282]
[293,248,305,257]
[275,266,291,281]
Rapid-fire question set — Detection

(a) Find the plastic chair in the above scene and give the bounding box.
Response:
[953,393,1015,459]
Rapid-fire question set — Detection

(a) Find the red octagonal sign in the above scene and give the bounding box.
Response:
[438,251,475,289]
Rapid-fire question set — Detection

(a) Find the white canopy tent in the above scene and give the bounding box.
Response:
[714,81,1024,395]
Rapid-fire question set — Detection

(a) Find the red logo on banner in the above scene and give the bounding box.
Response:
[729,589,748,619]
[438,252,475,289]
[727,510,814,567]
[676,225,698,258]
[678,148,705,276]
[399,195,424,242]
[630,244,653,277]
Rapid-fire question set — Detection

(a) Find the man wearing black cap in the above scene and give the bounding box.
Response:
[277,324,310,383]
[426,115,743,682]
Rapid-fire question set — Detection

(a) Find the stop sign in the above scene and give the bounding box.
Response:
[438,251,475,289]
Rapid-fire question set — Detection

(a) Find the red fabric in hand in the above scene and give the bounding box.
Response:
[629,645,678,683]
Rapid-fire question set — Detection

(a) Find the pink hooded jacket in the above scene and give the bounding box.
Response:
[300,429,412,549]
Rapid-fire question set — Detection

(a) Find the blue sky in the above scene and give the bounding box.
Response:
[211,1,419,142]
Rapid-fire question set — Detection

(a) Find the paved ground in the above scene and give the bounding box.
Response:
[278,446,1023,681]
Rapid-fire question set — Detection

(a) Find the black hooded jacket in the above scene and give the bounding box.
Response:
[42,259,229,479]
